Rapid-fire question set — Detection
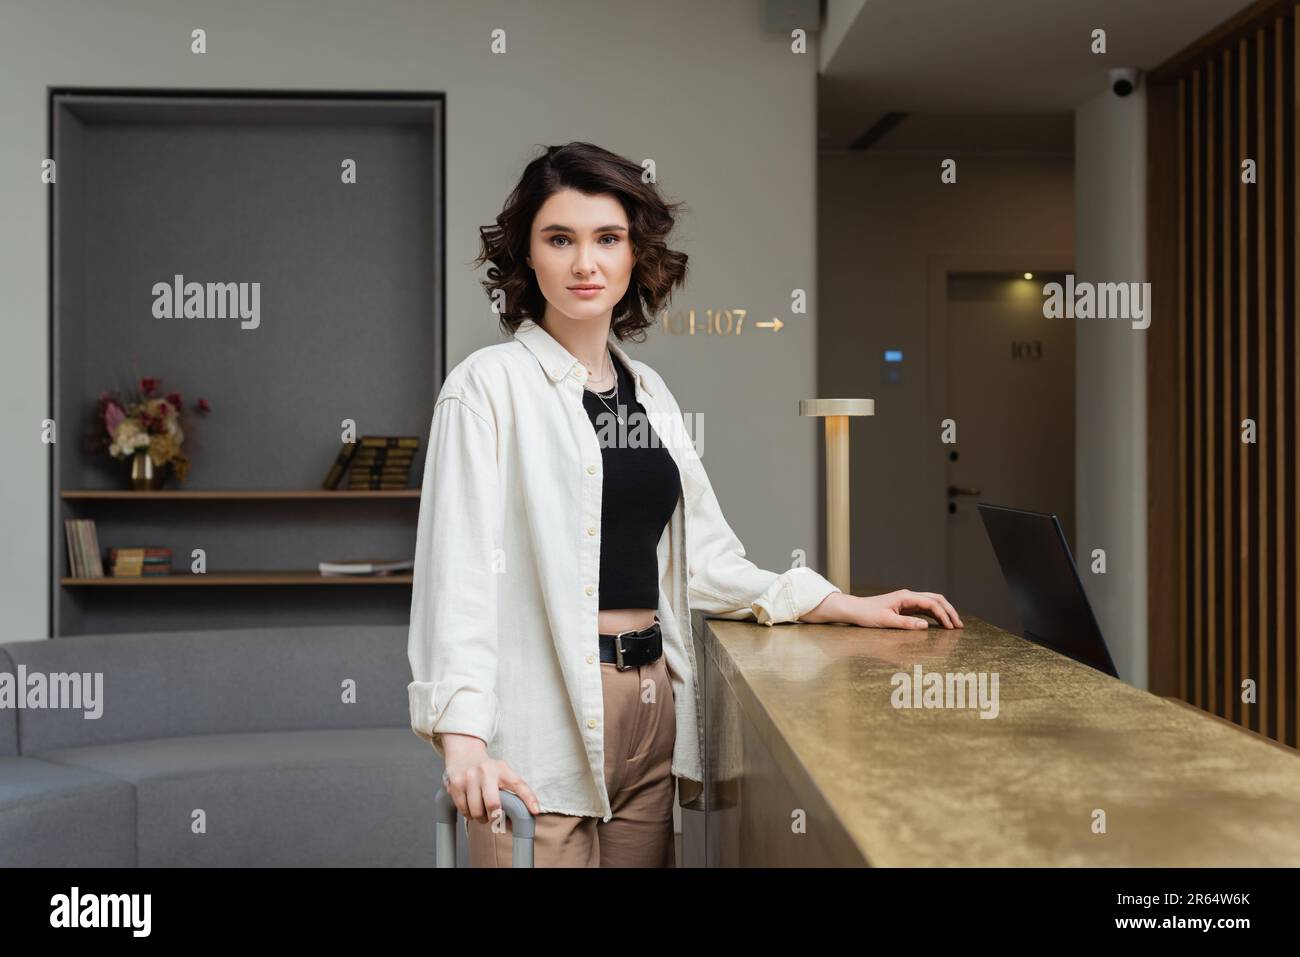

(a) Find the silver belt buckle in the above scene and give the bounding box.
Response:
[612,617,658,671]
[613,627,640,671]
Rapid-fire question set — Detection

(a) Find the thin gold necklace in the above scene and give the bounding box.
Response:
[585,350,624,425]
[583,348,613,392]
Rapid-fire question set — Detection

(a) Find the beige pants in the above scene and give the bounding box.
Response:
[467,653,677,867]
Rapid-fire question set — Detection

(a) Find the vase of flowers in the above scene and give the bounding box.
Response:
[95,376,211,490]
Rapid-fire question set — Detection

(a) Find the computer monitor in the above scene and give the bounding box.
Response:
[976,503,1120,678]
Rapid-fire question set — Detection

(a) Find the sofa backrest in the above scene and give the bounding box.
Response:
[0,645,17,757]
[0,624,413,754]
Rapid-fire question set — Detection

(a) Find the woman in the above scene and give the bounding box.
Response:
[407,142,962,868]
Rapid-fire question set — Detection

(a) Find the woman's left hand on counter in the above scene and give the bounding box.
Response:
[800,589,963,630]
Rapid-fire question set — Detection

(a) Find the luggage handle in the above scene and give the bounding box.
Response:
[434,786,536,868]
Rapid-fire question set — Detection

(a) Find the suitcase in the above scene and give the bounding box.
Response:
[433,786,536,867]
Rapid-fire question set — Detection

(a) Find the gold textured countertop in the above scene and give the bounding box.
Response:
[701,606,1300,866]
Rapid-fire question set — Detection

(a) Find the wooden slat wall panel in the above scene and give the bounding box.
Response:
[1201,52,1211,712]
[1287,14,1297,749]
[1179,74,1189,705]
[1192,65,1204,711]
[1274,18,1284,743]
[1256,26,1269,736]
[1238,35,1250,731]
[1284,16,1294,748]
[1216,42,1227,717]
[1153,5,1297,749]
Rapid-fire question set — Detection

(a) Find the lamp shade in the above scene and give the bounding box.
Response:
[799,398,874,417]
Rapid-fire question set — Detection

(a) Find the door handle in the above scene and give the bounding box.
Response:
[947,485,981,497]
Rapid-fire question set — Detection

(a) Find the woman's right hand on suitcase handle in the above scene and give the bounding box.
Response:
[442,733,542,823]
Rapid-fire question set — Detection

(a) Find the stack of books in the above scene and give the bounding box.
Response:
[322,435,420,490]
[108,547,173,578]
[64,519,105,578]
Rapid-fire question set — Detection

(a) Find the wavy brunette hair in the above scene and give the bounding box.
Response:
[474,142,690,343]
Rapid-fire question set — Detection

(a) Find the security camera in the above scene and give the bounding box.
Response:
[1109,67,1140,97]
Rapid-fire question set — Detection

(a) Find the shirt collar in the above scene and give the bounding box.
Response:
[513,317,655,398]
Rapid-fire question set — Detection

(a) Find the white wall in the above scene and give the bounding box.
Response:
[0,0,825,640]
[818,152,1075,591]
[1074,87,1149,687]
[821,0,868,72]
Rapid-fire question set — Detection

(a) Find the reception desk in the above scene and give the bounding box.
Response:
[684,599,1300,867]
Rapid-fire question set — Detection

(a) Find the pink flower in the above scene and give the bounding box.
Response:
[196,397,211,413]
[104,401,125,435]
[165,391,183,410]
[139,377,159,396]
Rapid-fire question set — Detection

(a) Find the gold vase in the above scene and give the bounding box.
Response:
[130,450,167,491]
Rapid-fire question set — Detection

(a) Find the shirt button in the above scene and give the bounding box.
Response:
[585,585,594,596]
[587,526,597,536]
[587,464,597,474]
[587,718,598,729]
[586,653,595,664]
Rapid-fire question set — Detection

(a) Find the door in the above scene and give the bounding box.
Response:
[944,273,1075,633]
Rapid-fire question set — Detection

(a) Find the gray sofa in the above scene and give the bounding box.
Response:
[0,624,468,866]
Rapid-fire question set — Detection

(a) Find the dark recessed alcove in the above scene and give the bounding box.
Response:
[51,90,444,636]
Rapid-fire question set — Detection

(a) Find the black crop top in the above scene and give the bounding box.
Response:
[581,351,683,610]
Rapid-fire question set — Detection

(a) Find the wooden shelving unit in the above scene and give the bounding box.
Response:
[60,489,419,587]
[61,489,420,501]
[62,571,414,586]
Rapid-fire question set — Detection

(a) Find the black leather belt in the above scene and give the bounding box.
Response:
[598,617,662,670]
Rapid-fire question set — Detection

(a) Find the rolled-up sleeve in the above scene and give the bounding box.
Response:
[685,459,841,625]
[407,390,502,757]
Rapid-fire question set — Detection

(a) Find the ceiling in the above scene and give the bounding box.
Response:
[819,0,1257,153]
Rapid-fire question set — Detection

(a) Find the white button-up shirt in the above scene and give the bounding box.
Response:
[407,317,840,821]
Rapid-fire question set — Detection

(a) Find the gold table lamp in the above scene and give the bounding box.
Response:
[799,398,874,594]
